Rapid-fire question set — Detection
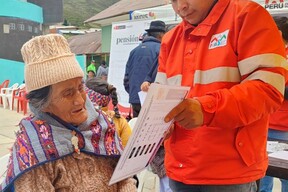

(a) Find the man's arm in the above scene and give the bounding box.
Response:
[123,53,133,93]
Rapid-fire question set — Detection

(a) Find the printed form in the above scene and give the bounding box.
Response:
[109,83,189,185]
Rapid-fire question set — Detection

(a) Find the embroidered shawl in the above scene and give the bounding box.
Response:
[0,98,123,191]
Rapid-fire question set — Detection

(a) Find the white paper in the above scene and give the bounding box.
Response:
[109,83,189,185]
[138,91,147,106]
[269,151,288,160]
[267,141,288,153]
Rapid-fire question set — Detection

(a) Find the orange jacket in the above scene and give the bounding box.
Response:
[269,48,288,131]
[156,0,288,185]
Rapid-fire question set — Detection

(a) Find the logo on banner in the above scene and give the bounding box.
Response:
[116,34,142,45]
[132,12,156,20]
[209,30,229,49]
[265,0,283,3]
[264,0,288,9]
[114,25,126,30]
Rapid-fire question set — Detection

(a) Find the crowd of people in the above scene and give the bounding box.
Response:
[1,0,288,192]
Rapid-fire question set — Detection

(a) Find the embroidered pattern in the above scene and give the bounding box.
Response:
[2,110,123,191]
[5,155,14,185]
[16,123,39,171]
[32,120,59,159]
[101,112,122,155]
[85,87,110,107]
[90,121,102,154]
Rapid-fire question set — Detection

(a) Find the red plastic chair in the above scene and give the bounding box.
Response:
[15,90,28,115]
[0,80,10,105]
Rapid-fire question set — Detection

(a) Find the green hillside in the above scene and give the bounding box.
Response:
[63,0,120,27]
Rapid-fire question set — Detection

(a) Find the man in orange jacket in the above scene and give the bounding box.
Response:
[156,0,288,192]
[260,16,288,192]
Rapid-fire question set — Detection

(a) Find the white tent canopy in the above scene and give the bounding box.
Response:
[253,0,288,16]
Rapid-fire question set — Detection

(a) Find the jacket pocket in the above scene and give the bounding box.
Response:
[235,127,257,166]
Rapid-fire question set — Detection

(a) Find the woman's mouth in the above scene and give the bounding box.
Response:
[72,108,84,113]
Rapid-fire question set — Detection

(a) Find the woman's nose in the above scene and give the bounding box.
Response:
[74,91,85,105]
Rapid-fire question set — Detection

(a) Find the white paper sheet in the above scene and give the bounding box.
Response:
[109,83,189,185]
[138,91,147,106]
[269,151,288,160]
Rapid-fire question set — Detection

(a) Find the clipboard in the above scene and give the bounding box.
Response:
[109,83,189,185]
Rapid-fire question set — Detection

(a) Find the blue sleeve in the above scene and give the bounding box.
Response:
[144,57,159,83]
[123,53,132,93]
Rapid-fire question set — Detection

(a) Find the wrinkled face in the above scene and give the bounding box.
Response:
[44,77,88,126]
[171,0,216,25]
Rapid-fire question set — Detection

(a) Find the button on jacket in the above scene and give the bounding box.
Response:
[156,0,288,185]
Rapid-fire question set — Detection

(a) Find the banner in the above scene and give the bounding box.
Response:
[108,20,152,115]
[130,4,180,23]
[253,0,288,15]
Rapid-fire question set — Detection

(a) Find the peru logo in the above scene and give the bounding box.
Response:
[264,0,286,9]
[265,0,284,3]
[209,30,229,50]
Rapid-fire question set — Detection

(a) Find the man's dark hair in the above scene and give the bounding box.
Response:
[148,31,165,39]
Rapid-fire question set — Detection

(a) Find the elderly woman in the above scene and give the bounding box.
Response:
[0,34,136,192]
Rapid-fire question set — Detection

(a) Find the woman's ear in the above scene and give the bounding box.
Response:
[42,105,51,113]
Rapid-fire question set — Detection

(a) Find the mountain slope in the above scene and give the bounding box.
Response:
[63,0,120,27]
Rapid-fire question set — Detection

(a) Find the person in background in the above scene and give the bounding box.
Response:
[0,34,136,192]
[141,24,177,92]
[123,20,166,117]
[156,0,288,192]
[85,78,132,147]
[139,32,148,41]
[87,59,97,74]
[96,60,109,81]
[87,70,96,80]
[85,78,138,187]
[260,16,288,192]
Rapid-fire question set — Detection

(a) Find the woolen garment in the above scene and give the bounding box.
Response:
[0,98,136,191]
[156,0,288,185]
[14,153,136,192]
[123,36,161,104]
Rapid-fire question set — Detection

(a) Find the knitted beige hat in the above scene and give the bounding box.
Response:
[21,34,84,92]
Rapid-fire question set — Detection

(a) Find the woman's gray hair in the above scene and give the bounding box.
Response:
[26,85,52,112]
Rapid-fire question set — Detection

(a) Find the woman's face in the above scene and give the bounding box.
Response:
[44,77,88,125]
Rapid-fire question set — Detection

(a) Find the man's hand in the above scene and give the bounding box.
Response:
[141,81,151,92]
[164,98,203,129]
